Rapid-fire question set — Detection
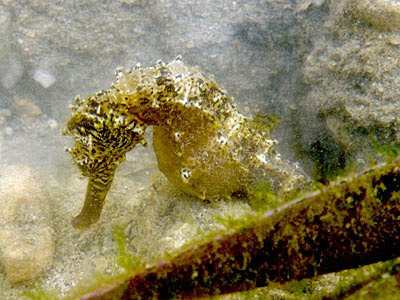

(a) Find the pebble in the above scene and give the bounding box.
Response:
[33,68,56,88]
[185,42,194,49]
[14,97,42,117]
[0,165,55,283]
[47,118,58,130]
[119,0,147,5]
[4,126,13,136]
[388,37,400,46]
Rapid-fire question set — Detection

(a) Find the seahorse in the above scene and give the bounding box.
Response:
[63,58,306,229]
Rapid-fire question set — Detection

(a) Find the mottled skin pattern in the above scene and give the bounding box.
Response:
[63,59,306,229]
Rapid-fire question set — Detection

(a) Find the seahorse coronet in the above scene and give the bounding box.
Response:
[64,59,306,229]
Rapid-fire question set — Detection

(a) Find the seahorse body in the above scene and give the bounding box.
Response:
[63,59,306,229]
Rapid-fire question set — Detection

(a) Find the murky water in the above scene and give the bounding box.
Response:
[0,0,399,299]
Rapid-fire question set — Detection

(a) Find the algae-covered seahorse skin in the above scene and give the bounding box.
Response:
[63,91,147,229]
[63,58,306,229]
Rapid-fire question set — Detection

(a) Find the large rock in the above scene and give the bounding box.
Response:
[298,0,400,177]
[0,165,55,283]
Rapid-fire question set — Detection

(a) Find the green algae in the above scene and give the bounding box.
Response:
[370,134,399,164]
[214,258,400,299]
[113,225,143,275]
[346,260,400,299]
[23,280,57,300]
[247,183,279,213]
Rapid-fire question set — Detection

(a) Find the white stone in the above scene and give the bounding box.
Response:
[0,165,55,283]
[4,126,13,135]
[33,68,56,88]
[47,118,58,130]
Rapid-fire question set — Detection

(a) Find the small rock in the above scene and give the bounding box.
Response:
[47,118,58,130]
[33,68,56,88]
[0,165,55,283]
[4,126,13,136]
[387,36,400,46]
[297,1,321,13]
[119,0,148,5]
[15,97,42,118]
[185,42,194,49]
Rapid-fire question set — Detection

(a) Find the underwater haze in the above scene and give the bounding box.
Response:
[1,0,400,299]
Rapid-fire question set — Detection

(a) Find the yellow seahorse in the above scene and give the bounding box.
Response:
[63,58,306,229]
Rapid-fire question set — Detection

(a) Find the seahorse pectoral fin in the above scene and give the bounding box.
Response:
[72,173,114,230]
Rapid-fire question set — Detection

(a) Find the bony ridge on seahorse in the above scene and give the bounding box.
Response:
[63,58,306,229]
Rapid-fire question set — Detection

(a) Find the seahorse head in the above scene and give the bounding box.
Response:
[63,92,147,229]
[63,92,147,176]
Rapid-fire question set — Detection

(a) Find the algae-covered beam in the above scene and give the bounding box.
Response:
[83,158,400,299]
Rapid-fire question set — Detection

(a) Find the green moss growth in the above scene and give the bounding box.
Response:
[341,260,400,299]
[113,224,142,273]
[248,183,278,213]
[22,280,58,300]
[210,257,400,299]
[370,134,399,163]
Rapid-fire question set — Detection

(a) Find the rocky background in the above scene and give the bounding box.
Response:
[0,0,399,298]
[300,0,400,178]
[0,0,330,173]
